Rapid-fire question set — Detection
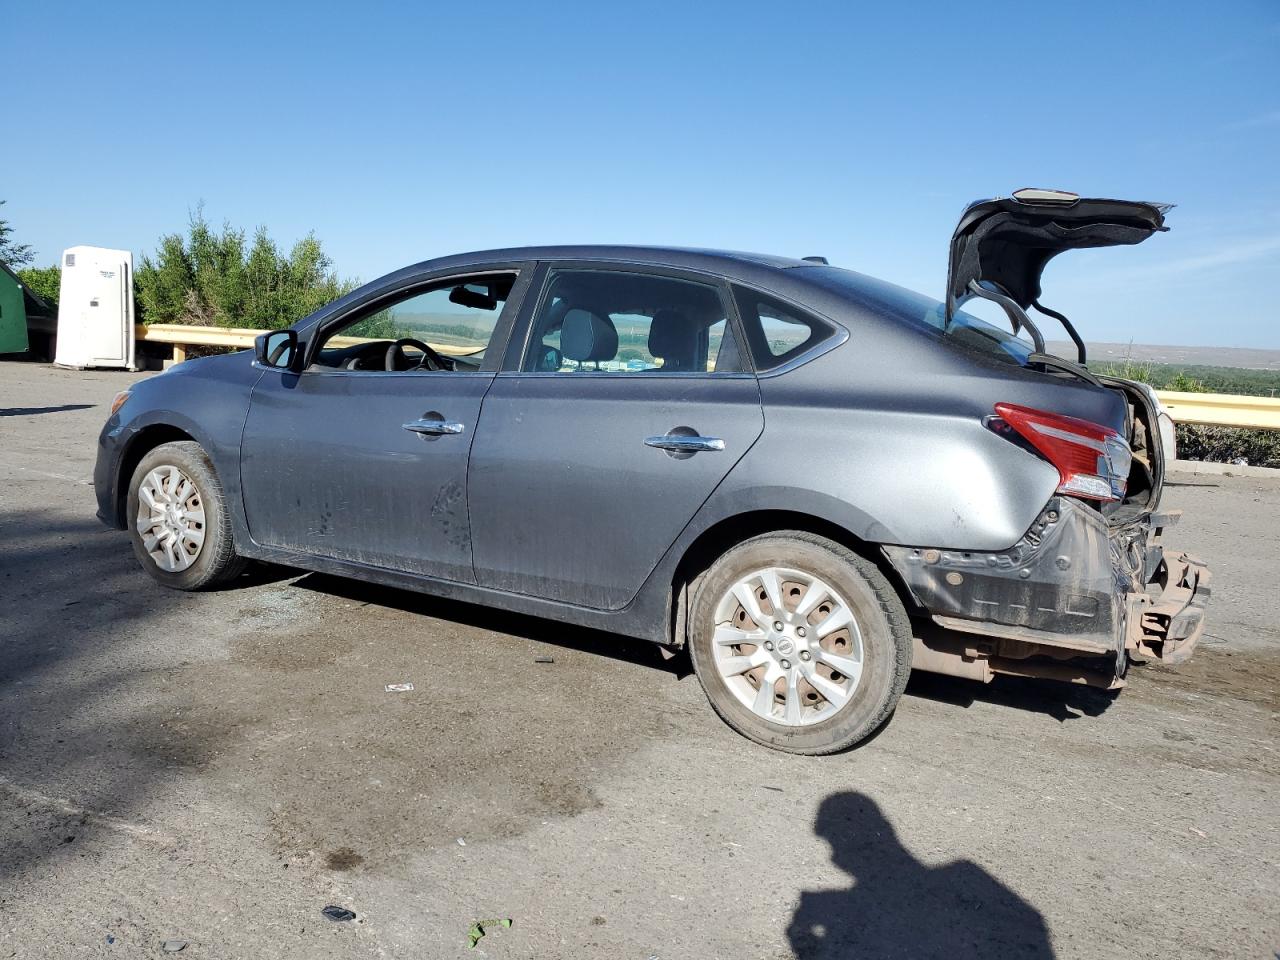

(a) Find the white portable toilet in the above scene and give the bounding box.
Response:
[54,246,137,370]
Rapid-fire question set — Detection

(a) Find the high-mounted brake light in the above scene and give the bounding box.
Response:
[1011,187,1080,205]
[987,402,1131,502]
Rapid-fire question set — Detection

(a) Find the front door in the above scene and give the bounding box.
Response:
[240,269,526,582]
[469,265,764,609]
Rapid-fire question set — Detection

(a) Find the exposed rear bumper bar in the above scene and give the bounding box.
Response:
[1126,551,1211,665]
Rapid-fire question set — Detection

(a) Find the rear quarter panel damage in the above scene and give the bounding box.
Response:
[883,497,1133,656]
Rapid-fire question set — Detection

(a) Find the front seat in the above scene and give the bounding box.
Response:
[647,309,699,371]
[560,307,618,369]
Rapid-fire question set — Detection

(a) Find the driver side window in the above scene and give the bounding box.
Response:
[311,273,516,373]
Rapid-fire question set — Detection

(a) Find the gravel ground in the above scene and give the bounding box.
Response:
[1,361,1277,959]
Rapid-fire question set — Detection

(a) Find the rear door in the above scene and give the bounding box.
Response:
[468,263,764,610]
[240,267,530,581]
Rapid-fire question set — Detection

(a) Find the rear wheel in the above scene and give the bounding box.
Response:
[688,532,912,754]
[126,441,247,590]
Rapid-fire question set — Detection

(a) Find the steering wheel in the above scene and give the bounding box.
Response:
[384,337,450,372]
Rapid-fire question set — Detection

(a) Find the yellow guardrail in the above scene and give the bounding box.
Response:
[137,324,1280,431]
[137,324,252,361]
[1154,390,1280,431]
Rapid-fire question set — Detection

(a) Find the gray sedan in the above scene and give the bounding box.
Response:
[95,189,1210,753]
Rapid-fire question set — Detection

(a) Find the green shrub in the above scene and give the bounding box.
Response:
[1093,359,1280,398]
[135,209,356,330]
[1176,425,1280,468]
[1165,371,1208,393]
[16,265,61,310]
[1095,357,1154,384]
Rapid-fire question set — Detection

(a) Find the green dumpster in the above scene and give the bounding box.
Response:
[0,261,56,356]
[0,261,28,353]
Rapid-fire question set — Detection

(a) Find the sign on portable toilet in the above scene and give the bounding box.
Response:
[54,245,136,370]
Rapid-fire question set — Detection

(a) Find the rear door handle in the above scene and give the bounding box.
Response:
[403,418,466,436]
[644,434,725,453]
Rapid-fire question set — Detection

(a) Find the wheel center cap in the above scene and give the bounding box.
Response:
[776,637,795,657]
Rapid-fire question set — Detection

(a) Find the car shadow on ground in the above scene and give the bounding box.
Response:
[289,571,685,677]
[0,403,95,417]
[788,791,1056,959]
[285,569,1119,721]
[906,670,1119,723]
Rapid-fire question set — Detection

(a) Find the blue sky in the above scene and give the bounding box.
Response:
[5,0,1278,348]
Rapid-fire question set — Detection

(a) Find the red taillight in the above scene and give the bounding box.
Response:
[988,402,1132,502]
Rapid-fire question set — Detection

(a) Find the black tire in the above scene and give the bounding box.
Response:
[126,440,247,590]
[688,531,912,755]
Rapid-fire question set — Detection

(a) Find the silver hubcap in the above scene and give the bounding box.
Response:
[713,567,864,726]
[136,465,206,572]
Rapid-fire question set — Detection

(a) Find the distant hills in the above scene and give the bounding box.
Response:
[1046,341,1280,371]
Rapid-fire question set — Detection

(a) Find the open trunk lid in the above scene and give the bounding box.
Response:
[946,189,1171,360]
[946,189,1175,516]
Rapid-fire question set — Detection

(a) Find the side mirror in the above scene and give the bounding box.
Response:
[255,329,298,369]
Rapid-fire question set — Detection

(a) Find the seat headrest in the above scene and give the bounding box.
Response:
[648,309,698,371]
[561,308,617,363]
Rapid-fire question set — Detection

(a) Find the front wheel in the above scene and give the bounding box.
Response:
[688,532,912,755]
[126,440,247,590]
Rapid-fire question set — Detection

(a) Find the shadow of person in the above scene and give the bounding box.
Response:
[906,670,1118,724]
[788,792,1055,959]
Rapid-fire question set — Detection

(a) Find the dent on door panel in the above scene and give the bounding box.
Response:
[468,375,764,610]
[240,371,489,582]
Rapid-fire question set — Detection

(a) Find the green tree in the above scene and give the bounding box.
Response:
[135,208,354,329]
[0,200,35,267]
[243,227,281,327]
[16,265,61,309]
[136,232,197,324]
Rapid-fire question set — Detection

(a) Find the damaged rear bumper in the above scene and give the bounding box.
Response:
[1128,549,1211,665]
[883,498,1212,687]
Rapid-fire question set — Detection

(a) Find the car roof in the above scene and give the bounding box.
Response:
[299,245,884,336]
[415,245,817,276]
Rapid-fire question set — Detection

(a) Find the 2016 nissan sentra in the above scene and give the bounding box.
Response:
[95,189,1211,754]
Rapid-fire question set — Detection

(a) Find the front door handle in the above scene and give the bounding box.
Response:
[644,434,725,453]
[403,418,465,436]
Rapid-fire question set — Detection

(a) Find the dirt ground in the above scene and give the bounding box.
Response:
[1,362,1277,959]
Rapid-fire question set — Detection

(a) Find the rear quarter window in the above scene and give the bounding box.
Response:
[732,286,838,372]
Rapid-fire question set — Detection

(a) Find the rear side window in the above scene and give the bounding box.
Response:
[732,287,836,372]
[523,268,747,374]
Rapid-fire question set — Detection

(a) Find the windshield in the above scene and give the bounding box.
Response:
[800,266,1033,366]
